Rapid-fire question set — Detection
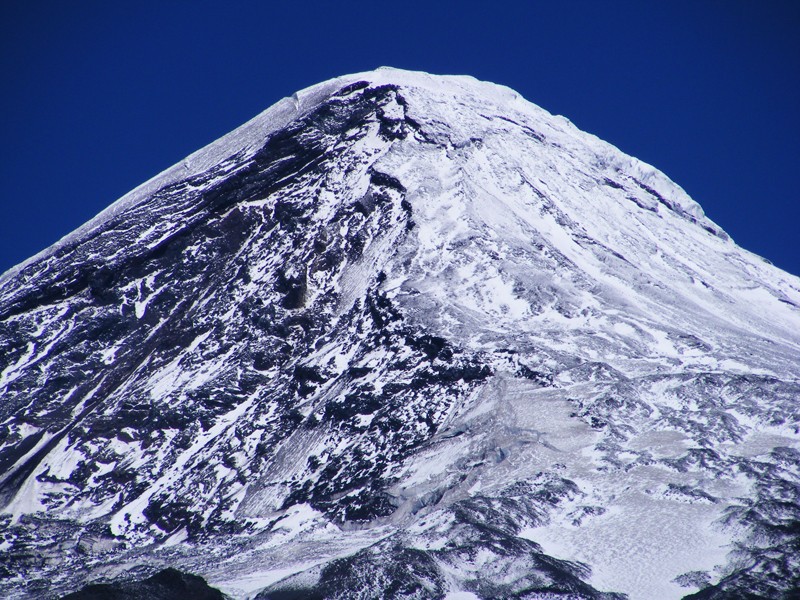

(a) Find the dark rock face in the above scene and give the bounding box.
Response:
[0,82,434,533]
[60,568,226,600]
[1,69,799,599]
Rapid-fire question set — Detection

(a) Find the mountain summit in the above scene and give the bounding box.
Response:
[1,68,799,600]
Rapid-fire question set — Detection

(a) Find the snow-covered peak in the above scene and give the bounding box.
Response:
[1,69,799,600]
[1,68,708,285]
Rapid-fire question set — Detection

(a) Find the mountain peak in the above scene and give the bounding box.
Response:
[1,71,798,600]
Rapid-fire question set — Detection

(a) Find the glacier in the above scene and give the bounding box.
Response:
[0,68,799,599]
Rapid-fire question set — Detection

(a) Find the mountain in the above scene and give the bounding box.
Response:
[1,67,799,600]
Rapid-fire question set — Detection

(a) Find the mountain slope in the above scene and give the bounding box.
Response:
[1,68,799,600]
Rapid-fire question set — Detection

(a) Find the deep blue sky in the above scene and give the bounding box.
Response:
[2,1,798,276]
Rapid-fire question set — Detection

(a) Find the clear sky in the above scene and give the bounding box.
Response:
[1,1,798,276]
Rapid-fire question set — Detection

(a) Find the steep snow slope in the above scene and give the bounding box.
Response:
[1,68,799,600]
